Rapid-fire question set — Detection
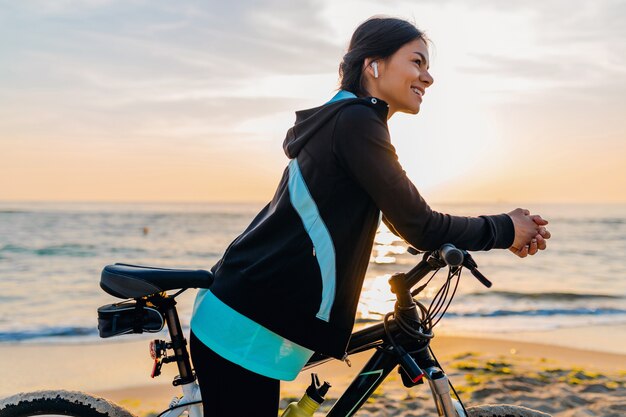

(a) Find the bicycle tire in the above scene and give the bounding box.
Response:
[465,404,551,417]
[0,390,135,417]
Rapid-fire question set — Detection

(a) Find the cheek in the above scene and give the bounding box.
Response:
[390,77,410,95]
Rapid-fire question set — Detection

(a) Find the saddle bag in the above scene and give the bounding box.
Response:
[97,300,164,338]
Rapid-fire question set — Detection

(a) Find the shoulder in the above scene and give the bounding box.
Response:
[332,99,392,154]
[336,98,389,125]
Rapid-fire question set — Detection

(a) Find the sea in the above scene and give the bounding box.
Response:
[1,201,625,353]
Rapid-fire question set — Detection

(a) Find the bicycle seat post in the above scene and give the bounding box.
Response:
[159,297,195,386]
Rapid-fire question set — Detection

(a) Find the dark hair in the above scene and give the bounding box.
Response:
[339,17,427,97]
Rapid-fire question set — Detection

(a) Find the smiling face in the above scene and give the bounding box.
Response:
[364,38,434,118]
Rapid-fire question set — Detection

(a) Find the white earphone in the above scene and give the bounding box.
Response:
[371,61,379,78]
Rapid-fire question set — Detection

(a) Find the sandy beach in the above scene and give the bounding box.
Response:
[1,333,624,417]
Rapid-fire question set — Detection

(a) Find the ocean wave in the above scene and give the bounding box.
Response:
[109,246,148,254]
[359,306,626,321]
[464,291,622,301]
[558,218,625,225]
[1,243,97,256]
[446,307,626,318]
[0,324,180,343]
[0,326,99,342]
[34,244,98,257]
[0,244,29,253]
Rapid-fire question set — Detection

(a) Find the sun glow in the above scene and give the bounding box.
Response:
[1,1,624,203]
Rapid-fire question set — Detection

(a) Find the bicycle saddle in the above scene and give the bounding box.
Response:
[101,263,214,299]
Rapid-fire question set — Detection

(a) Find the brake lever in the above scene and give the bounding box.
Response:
[462,252,492,288]
[470,268,492,288]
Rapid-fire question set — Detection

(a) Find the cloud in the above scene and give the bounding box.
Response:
[1,0,342,76]
[0,91,303,142]
[0,0,346,147]
[460,54,571,80]
[444,0,626,110]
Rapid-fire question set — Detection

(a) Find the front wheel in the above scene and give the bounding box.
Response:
[463,404,551,417]
[0,391,135,417]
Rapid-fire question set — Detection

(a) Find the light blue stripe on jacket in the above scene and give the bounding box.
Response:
[191,289,313,380]
[288,159,336,321]
[286,90,356,322]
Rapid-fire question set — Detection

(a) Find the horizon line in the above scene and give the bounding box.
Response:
[2,199,625,206]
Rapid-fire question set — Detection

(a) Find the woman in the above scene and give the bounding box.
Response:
[189,16,550,416]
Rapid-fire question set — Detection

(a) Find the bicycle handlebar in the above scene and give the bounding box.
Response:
[403,243,492,289]
[444,243,493,288]
[308,243,494,366]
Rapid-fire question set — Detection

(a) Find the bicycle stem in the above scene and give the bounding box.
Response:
[402,254,443,290]
[343,257,438,355]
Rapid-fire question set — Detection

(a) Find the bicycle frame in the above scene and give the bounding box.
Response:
[153,251,464,417]
[305,319,461,417]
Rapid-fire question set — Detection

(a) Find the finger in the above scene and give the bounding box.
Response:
[535,234,547,250]
[510,244,530,258]
[509,247,519,255]
[522,208,530,216]
[535,227,544,240]
[530,214,549,225]
[528,238,538,255]
[517,245,529,258]
[539,228,551,239]
[520,245,529,258]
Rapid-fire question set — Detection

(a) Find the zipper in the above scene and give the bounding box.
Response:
[342,353,351,367]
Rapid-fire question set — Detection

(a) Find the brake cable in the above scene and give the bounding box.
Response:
[428,267,462,329]
[432,269,462,328]
[426,269,453,324]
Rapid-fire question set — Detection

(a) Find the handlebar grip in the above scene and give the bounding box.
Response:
[439,244,464,267]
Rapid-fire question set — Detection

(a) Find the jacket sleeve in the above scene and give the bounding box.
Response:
[332,104,514,251]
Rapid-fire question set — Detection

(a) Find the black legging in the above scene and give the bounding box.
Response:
[189,330,280,417]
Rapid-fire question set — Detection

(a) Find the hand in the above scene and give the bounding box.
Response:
[530,214,551,252]
[507,208,551,258]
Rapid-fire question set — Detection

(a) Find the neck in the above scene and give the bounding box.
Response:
[363,85,395,120]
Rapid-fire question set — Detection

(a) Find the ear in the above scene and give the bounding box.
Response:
[363,58,378,79]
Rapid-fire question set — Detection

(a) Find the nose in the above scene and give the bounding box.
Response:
[421,69,434,87]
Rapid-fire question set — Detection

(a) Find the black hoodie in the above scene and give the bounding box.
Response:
[209,95,514,359]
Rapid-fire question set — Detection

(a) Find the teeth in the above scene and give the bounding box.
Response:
[411,87,422,96]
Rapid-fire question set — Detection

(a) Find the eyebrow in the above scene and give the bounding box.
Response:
[413,52,430,70]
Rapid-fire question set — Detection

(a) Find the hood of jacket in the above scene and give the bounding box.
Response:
[283,91,388,158]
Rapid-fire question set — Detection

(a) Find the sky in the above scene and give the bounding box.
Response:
[1,0,625,204]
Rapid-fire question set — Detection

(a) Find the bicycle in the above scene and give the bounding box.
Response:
[0,243,550,417]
